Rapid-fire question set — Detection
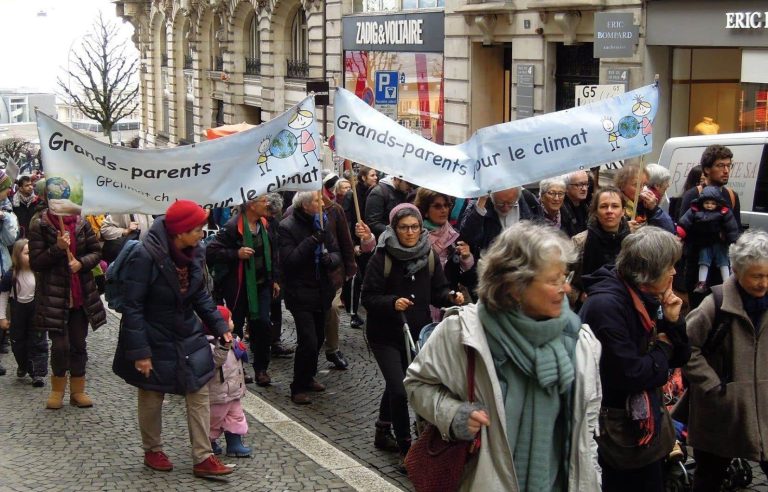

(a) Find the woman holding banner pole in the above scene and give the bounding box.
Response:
[342,164,378,329]
[28,195,106,410]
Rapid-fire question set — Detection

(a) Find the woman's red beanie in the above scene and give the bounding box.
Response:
[165,200,209,235]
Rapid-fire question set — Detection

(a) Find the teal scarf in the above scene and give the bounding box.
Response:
[242,214,271,319]
[479,301,577,492]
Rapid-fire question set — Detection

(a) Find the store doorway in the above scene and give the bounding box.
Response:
[555,42,599,111]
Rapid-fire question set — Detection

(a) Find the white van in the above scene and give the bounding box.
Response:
[658,132,768,232]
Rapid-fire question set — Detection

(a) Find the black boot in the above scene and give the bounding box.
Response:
[374,421,399,452]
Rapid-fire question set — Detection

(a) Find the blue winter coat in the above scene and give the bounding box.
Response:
[579,266,690,409]
[112,218,228,395]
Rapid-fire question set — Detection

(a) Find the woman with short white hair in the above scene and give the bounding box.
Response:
[538,176,568,230]
[405,221,602,491]
[684,230,768,491]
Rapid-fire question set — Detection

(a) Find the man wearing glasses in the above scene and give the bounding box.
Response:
[678,144,743,309]
[459,186,541,259]
[561,170,591,237]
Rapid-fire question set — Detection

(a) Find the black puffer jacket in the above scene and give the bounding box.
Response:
[112,218,228,395]
[29,211,106,333]
[278,208,341,312]
[205,211,280,306]
[362,247,454,346]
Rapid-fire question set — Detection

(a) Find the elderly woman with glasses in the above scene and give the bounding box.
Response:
[361,203,464,466]
[539,176,568,230]
[405,222,600,491]
[405,221,602,491]
[414,188,475,314]
[579,226,690,491]
[683,230,768,491]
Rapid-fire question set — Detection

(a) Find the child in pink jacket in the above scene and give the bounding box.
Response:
[208,305,251,457]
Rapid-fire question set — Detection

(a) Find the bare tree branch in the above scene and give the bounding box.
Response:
[57,12,139,144]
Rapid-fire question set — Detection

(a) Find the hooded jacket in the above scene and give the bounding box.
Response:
[579,266,690,409]
[677,186,740,247]
[112,218,228,395]
[405,304,603,491]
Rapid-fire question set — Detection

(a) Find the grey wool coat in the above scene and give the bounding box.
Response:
[684,276,768,461]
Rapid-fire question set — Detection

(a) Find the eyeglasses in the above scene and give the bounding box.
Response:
[396,224,421,233]
[713,163,732,170]
[568,182,589,188]
[542,271,575,288]
[544,191,565,199]
[430,202,452,210]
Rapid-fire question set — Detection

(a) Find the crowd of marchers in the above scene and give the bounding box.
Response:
[0,143,766,491]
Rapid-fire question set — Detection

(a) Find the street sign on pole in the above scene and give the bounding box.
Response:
[374,71,399,105]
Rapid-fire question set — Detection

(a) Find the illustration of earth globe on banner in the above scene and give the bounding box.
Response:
[46,175,84,216]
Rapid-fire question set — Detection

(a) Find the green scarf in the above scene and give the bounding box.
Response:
[478,301,577,492]
[422,218,439,232]
[242,214,272,319]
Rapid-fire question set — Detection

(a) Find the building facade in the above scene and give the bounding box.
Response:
[117,0,768,165]
[115,0,343,147]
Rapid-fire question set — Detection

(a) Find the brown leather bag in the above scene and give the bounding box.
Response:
[405,347,480,492]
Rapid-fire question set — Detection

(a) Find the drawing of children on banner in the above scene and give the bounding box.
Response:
[257,137,273,176]
[632,95,653,146]
[602,116,620,151]
[288,109,318,167]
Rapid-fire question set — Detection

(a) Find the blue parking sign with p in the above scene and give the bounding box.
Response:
[375,71,399,104]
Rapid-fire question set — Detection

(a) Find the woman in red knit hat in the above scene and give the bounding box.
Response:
[113,200,235,478]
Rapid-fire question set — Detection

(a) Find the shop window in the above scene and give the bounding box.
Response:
[740,85,768,133]
[555,43,598,111]
[245,14,261,75]
[344,50,444,143]
[671,48,741,137]
[288,8,309,79]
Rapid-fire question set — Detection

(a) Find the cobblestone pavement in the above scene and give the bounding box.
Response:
[0,310,385,492]
[2,304,767,491]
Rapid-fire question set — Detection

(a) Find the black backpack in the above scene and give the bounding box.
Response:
[700,284,735,387]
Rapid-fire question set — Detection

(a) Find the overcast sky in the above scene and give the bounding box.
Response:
[0,0,136,93]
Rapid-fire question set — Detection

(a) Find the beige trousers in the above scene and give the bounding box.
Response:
[137,386,213,465]
[324,288,343,354]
